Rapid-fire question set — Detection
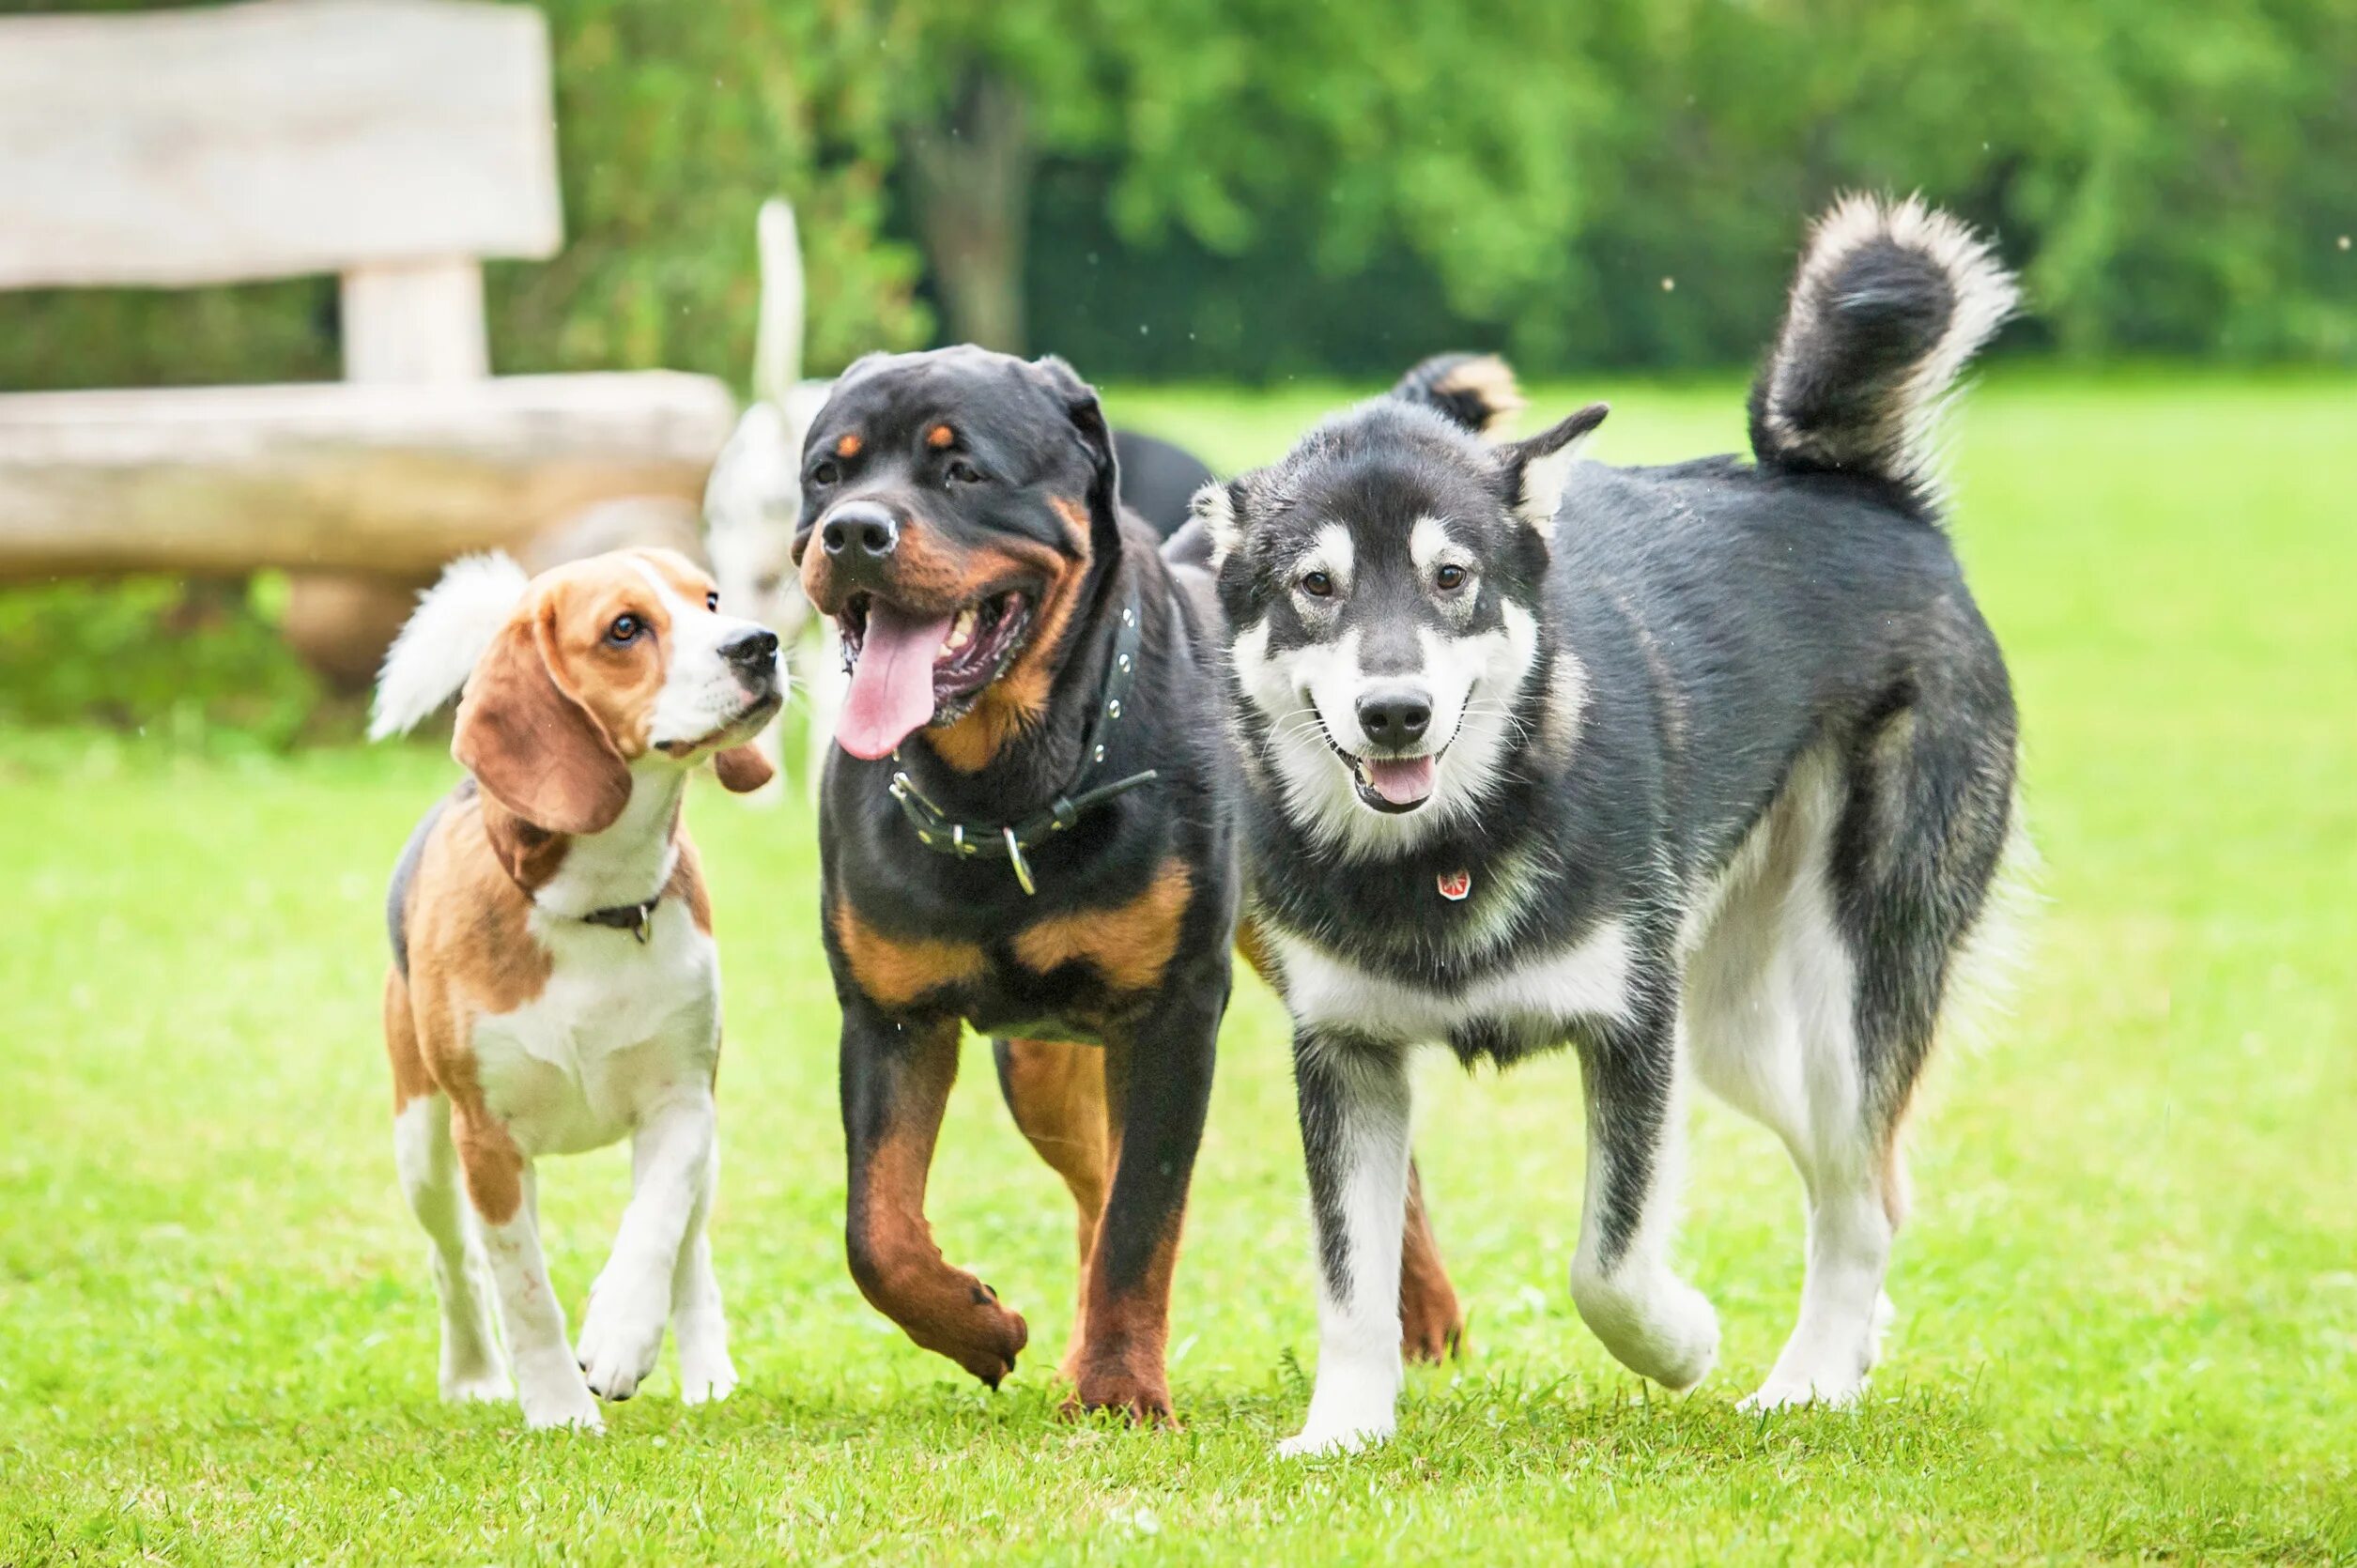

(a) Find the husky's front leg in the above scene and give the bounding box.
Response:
[1280,1028,1414,1456]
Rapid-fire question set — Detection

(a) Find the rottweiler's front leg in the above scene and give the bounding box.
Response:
[1065,982,1222,1422]
[840,1000,1029,1385]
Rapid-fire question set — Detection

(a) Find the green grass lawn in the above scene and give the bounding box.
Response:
[4,373,2354,1563]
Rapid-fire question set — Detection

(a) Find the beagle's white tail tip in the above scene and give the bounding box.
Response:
[368,552,530,740]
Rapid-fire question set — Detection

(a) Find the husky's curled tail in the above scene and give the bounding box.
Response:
[1748,193,2018,505]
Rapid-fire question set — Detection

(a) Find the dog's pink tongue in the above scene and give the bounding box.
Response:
[837,606,951,760]
[1366,756,1437,805]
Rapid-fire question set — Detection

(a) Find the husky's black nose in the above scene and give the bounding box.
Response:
[1356,686,1432,750]
[722,626,780,675]
[819,500,901,566]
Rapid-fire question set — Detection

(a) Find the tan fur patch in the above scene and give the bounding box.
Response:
[1046,496,1090,553]
[1014,858,1193,992]
[927,423,956,449]
[927,536,1093,774]
[383,967,435,1113]
[669,830,715,935]
[833,899,987,1008]
[836,432,864,458]
[1399,1161,1468,1362]
[385,792,554,1225]
[998,1037,1113,1380]
[1067,1205,1181,1422]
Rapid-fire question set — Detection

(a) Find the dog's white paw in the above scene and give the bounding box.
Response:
[439,1365,512,1405]
[577,1272,670,1402]
[1276,1412,1394,1459]
[1572,1268,1719,1391]
[676,1344,739,1407]
[516,1360,605,1432]
[1738,1372,1867,1414]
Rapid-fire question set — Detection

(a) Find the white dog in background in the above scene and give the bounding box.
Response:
[701,199,843,798]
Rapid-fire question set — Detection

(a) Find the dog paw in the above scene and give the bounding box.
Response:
[1276,1413,1393,1458]
[1572,1269,1718,1391]
[1060,1371,1175,1427]
[439,1367,512,1405]
[577,1272,670,1402]
[1401,1303,1468,1365]
[927,1288,1028,1390]
[516,1364,605,1433]
[675,1338,739,1407]
[1738,1373,1867,1413]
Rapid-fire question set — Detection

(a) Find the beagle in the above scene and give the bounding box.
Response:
[369,548,782,1430]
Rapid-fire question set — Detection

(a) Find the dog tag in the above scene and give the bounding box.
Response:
[1438,869,1471,901]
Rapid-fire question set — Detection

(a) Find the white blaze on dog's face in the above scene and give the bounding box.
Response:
[447,549,786,835]
[1208,399,1603,858]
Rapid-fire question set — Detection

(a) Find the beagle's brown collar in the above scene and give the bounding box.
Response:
[578,896,661,943]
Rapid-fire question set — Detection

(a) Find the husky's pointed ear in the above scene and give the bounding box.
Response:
[1193,478,1249,571]
[1032,354,1120,542]
[1498,403,1608,538]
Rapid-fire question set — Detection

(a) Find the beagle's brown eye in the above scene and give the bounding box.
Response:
[1435,564,1467,591]
[705,591,720,612]
[606,614,644,646]
[944,457,984,485]
[810,458,841,487]
[1300,570,1334,598]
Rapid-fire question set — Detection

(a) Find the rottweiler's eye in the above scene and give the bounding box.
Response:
[606,614,644,646]
[1435,564,1468,592]
[944,458,984,485]
[1300,571,1334,599]
[809,458,841,487]
[705,591,721,612]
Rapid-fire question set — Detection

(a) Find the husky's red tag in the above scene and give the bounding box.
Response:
[1438,869,1471,901]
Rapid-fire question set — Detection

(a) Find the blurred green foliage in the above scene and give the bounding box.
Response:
[0,0,2347,385]
[0,576,323,752]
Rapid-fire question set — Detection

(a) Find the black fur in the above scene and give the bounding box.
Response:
[1220,199,2022,1438]
[798,346,1239,1411]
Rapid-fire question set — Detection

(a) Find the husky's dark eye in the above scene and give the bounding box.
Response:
[705,591,720,612]
[809,458,841,487]
[606,613,645,646]
[1435,564,1468,592]
[1300,571,1334,599]
[944,458,984,485]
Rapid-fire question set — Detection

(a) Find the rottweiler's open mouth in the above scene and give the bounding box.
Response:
[835,588,1034,760]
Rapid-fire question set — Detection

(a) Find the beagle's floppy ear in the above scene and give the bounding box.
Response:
[1497,402,1609,538]
[453,610,632,837]
[713,744,776,793]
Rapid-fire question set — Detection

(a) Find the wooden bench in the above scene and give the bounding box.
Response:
[0,0,736,681]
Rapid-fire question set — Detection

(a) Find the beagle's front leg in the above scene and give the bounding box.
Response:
[454,1110,602,1431]
[578,1090,718,1402]
[840,1001,1030,1385]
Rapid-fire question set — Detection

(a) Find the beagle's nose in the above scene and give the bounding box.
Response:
[722,626,780,674]
[1356,686,1432,750]
[820,500,900,561]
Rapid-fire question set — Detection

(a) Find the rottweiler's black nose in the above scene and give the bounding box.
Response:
[1356,686,1432,750]
[820,500,900,563]
[722,626,780,674]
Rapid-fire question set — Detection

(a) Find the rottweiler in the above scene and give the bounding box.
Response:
[793,346,1465,1421]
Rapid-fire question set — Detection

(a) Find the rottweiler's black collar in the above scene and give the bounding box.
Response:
[886,580,1158,895]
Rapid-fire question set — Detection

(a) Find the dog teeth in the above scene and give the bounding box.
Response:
[1355,759,1375,786]
[943,606,978,655]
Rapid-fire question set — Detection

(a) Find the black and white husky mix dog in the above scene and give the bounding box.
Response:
[1194,196,2025,1455]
